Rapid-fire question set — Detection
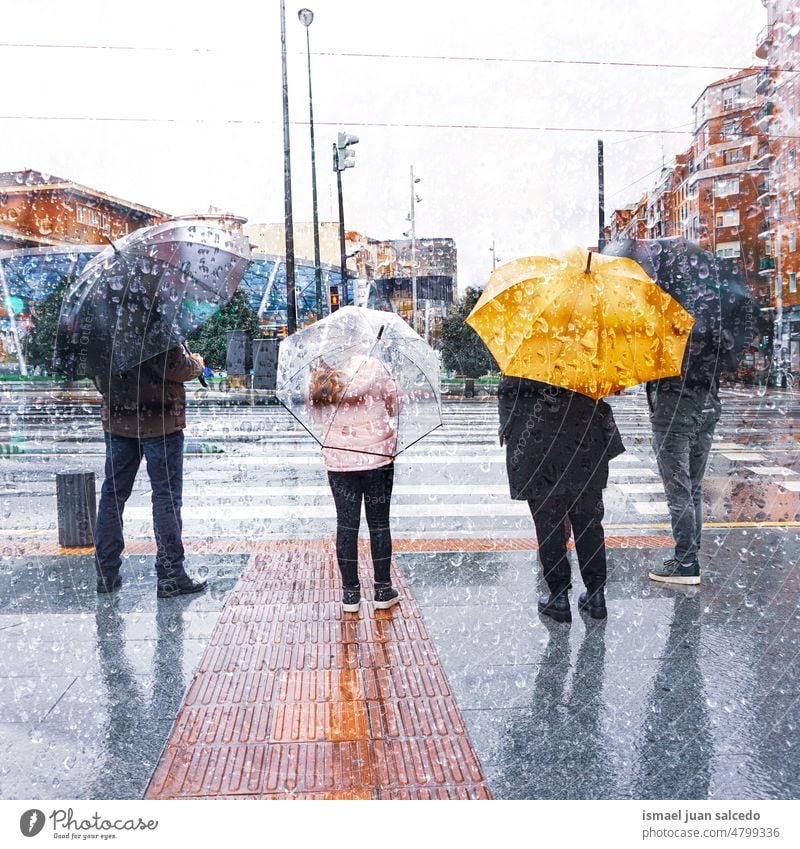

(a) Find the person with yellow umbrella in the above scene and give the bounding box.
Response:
[467,248,694,623]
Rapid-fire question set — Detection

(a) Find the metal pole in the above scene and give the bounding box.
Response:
[597,139,606,250]
[775,166,783,381]
[336,145,348,302]
[410,165,417,333]
[300,16,323,321]
[280,0,297,334]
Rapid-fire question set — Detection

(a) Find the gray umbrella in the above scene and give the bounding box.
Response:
[53,215,251,378]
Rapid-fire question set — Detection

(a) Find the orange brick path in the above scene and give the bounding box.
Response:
[2,534,674,558]
[145,540,492,800]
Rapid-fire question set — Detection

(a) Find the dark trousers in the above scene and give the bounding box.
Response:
[652,428,714,566]
[327,464,394,588]
[528,489,607,595]
[94,430,185,581]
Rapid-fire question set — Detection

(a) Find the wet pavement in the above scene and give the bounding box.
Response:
[0,389,798,799]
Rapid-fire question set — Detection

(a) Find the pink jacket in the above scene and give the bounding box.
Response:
[316,355,398,472]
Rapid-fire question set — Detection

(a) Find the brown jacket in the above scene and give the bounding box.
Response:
[94,347,203,439]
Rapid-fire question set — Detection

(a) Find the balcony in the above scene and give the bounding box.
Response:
[757,180,776,201]
[756,69,773,96]
[758,217,773,238]
[756,24,774,59]
[755,146,774,168]
[759,256,776,272]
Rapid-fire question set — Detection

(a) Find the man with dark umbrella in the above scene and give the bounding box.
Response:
[93,346,208,598]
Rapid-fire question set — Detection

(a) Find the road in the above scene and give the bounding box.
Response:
[0,386,798,543]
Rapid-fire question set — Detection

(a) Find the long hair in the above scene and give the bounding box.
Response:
[308,357,345,406]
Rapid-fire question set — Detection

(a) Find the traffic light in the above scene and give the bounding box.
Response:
[329,285,340,312]
[334,132,359,171]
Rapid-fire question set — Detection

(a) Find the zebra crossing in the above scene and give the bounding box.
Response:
[1,390,798,539]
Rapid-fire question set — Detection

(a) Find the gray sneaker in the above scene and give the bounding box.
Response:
[649,558,700,585]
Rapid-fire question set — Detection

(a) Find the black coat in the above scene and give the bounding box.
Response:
[498,377,625,502]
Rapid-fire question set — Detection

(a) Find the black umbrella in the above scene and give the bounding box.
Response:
[602,237,755,377]
[53,216,251,379]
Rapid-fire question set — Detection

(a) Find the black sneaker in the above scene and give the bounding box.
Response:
[537,591,571,623]
[342,586,361,613]
[649,558,700,585]
[97,574,122,594]
[157,575,208,599]
[374,585,400,610]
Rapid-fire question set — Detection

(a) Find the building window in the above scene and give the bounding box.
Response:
[790,273,798,293]
[716,209,740,228]
[790,148,796,169]
[716,241,741,258]
[722,84,742,111]
[721,118,742,139]
[723,148,746,165]
[715,177,740,197]
[76,205,87,224]
[88,209,100,227]
[100,213,111,233]
[791,231,797,252]
[790,191,796,211]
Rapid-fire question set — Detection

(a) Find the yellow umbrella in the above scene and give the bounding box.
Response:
[465,247,695,401]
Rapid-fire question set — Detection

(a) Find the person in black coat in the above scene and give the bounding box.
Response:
[498,376,625,622]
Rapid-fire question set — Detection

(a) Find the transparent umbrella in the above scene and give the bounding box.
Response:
[53,215,251,379]
[276,306,442,460]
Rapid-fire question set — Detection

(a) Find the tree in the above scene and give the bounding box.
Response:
[186,289,262,368]
[440,286,497,377]
[24,274,72,374]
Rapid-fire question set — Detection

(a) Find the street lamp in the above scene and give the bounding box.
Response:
[279,0,297,334]
[408,166,422,334]
[297,8,323,322]
[489,240,501,271]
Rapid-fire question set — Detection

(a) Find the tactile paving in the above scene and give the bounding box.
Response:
[145,539,492,800]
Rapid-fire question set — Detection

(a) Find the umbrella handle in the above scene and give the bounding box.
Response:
[183,342,209,388]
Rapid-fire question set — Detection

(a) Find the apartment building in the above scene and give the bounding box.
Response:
[756,0,800,370]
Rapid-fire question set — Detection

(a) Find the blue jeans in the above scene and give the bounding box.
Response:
[94,430,185,581]
[652,428,714,566]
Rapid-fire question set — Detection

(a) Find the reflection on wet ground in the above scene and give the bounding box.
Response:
[0,532,797,799]
[404,539,800,800]
[0,555,244,799]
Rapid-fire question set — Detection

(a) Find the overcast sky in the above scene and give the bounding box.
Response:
[2,0,767,290]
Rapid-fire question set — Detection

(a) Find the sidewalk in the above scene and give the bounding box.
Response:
[0,529,798,800]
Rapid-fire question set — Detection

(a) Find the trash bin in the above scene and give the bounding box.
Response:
[56,470,96,548]
[464,378,475,398]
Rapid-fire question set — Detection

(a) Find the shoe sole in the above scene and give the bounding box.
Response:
[374,596,401,610]
[648,572,700,585]
[157,583,208,599]
[342,601,360,613]
[538,606,572,623]
[578,602,608,619]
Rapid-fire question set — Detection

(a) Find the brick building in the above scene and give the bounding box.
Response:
[756,0,800,370]
[0,169,168,250]
[607,67,771,352]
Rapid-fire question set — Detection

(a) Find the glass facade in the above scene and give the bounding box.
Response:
[0,246,353,371]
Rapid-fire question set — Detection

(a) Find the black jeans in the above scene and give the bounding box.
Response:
[327,464,394,588]
[95,430,185,581]
[528,488,607,595]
